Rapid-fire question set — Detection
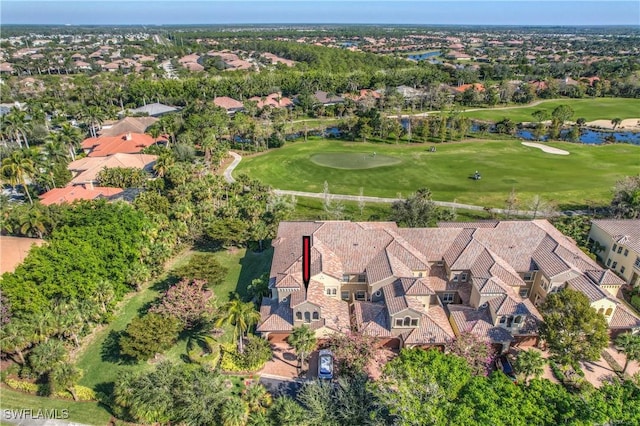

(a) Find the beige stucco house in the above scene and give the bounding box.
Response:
[589,219,640,287]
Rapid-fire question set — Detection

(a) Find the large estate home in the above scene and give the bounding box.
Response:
[588,219,640,287]
[257,220,640,352]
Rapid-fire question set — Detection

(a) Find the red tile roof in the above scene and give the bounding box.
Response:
[81,132,157,157]
[39,185,123,205]
[213,96,244,111]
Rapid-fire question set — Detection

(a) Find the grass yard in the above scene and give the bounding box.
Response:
[74,247,272,393]
[460,98,640,122]
[0,387,112,425]
[235,137,640,209]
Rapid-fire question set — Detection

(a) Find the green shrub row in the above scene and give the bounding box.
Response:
[4,378,38,394]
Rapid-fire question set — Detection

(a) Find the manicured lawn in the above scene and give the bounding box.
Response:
[235,137,640,209]
[461,98,640,122]
[74,247,272,392]
[0,387,112,425]
[311,152,401,169]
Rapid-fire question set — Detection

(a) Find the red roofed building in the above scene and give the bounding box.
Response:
[81,132,158,157]
[213,96,244,114]
[451,83,485,93]
[248,93,294,109]
[68,153,157,185]
[39,184,123,205]
[344,89,382,102]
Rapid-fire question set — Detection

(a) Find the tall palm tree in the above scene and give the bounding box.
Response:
[243,383,272,414]
[1,149,36,204]
[513,349,546,384]
[2,108,32,148]
[153,152,174,178]
[0,321,32,365]
[58,123,83,160]
[17,205,48,238]
[215,299,261,354]
[615,332,640,374]
[287,325,317,372]
[80,106,106,138]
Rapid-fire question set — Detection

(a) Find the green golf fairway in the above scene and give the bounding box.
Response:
[310,152,402,169]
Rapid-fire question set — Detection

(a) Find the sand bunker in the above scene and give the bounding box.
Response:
[522,142,570,155]
[586,118,640,131]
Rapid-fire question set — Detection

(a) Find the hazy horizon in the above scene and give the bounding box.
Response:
[3,1,640,26]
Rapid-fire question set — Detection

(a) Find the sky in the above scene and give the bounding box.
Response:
[2,1,639,26]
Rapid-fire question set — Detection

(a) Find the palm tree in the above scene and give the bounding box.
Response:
[58,123,83,160]
[17,205,48,238]
[1,149,36,204]
[28,338,67,380]
[153,152,174,178]
[0,321,33,365]
[221,396,249,426]
[615,332,640,374]
[80,106,106,138]
[2,108,32,148]
[51,362,83,400]
[287,325,317,372]
[243,383,272,414]
[611,117,623,131]
[513,349,546,384]
[215,298,261,354]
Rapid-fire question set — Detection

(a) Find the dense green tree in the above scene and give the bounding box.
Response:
[172,253,228,287]
[539,289,609,364]
[390,188,454,227]
[119,313,181,361]
[96,167,148,188]
[610,175,640,219]
[221,396,250,426]
[268,397,308,426]
[150,279,217,329]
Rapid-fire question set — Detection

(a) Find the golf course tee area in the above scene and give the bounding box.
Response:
[234,139,640,209]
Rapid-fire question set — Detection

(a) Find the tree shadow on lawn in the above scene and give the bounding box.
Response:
[100,330,137,365]
[235,244,273,302]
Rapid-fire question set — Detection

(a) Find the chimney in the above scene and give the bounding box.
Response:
[86,181,94,191]
[125,132,132,141]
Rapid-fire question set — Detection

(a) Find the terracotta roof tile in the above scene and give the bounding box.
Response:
[592,219,640,253]
[609,304,640,329]
[39,185,123,205]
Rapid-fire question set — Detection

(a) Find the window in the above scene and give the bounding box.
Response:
[624,249,629,257]
[436,260,444,266]
[342,274,350,282]
[442,293,455,303]
[519,288,529,298]
[613,244,618,252]
[605,307,613,316]
[304,312,311,323]
[514,315,522,324]
[296,312,302,320]
[541,279,550,291]
[410,318,418,326]
[499,316,506,324]
[341,291,350,301]
[331,288,337,295]
[598,308,604,315]
[506,316,513,327]
[403,317,411,327]
[618,246,623,254]
[452,274,459,282]
[357,274,366,282]
[635,257,640,269]
[612,262,618,269]
[607,259,612,266]
[418,272,423,278]
[621,266,626,274]
[312,311,319,320]
[395,319,403,327]
[460,273,468,282]
[523,272,534,281]
[326,289,331,296]
[355,291,366,301]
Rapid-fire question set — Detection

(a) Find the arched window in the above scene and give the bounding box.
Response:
[598,308,605,315]
[514,315,522,324]
[506,316,514,327]
[304,312,311,323]
[326,289,331,295]
[296,311,302,320]
[312,311,319,320]
[403,316,411,327]
[331,288,337,295]
[605,307,613,316]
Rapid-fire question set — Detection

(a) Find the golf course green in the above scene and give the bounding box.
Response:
[310,152,402,169]
[234,138,640,209]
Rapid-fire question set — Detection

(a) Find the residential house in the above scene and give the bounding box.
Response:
[311,90,345,106]
[0,236,45,274]
[248,93,294,109]
[99,117,158,137]
[81,132,158,157]
[261,52,296,67]
[67,153,157,185]
[39,184,123,205]
[589,219,640,287]
[179,54,204,72]
[257,220,640,352]
[213,96,244,114]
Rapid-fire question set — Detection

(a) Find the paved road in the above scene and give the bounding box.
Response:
[390,100,547,118]
[222,151,563,217]
[1,410,90,426]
